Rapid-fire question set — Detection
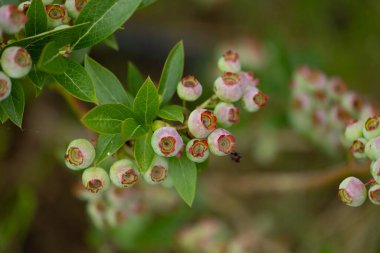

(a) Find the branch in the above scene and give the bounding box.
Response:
[209,161,369,194]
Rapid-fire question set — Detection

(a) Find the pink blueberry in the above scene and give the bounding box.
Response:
[214,72,243,102]
[242,86,269,112]
[0,71,12,102]
[213,102,240,127]
[177,75,203,101]
[0,5,27,34]
[338,176,366,207]
[188,109,217,138]
[151,127,183,157]
[1,46,32,78]
[109,159,139,188]
[207,128,236,156]
[186,139,209,163]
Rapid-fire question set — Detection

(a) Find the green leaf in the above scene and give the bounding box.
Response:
[0,80,25,127]
[134,132,155,173]
[84,56,133,107]
[169,156,197,207]
[0,106,8,123]
[138,0,158,9]
[102,34,119,51]
[158,105,184,123]
[95,134,126,165]
[133,77,159,125]
[7,23,89,60]
[158,41,184,104]
[82,104,134,134]
[127,62,144,97]
[53,58,97,103]
[37,41,68,74]
[25,0,48,37]
[28,65,47,96]
[73,0,142,50]
[121,118,148,139]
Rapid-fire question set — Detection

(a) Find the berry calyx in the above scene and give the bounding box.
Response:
[363,116,380,140]
[144,156,169,184]
[46,4,67,27]
[217,50,241,73]
[368,184,380,205]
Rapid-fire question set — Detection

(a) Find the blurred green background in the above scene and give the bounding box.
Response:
[1,0,380,252]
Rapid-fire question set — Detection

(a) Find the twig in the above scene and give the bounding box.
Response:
[210,161,369,194]
[198,94,217,109]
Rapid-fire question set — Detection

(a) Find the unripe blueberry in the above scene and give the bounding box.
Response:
[371,160,380,184]
[152,120,171,131]
[186,139,209,163]
[327,77,347,100]
[105,206,127,227]
[242,87,269,112]
[338,177,366,207]
[46,4,67,28]
[365,136,380,160]
[207,128,236,156]
[0,72,12,102]
[0,5,27,34]
[239,71,258,91]
[291,93,313,113]
[177,75,202,101]
[217,50,241,73]
[213,102,240,127]
[368,184,380,205]
[65,0,88,19]
[144,155,168,184]
[294,66,326,92]
[363,116,380,140]
[82,167,110,193]
[188,109,217,138]
[86,200,106,229]
[109,159,139,188]
[341,92,363,115]
[1,46,32,78]
[345,120,364,142]
[151,127,183,157]
[214,72,243,102]
[349,138,367,159]
[18,1,31,12]
[65,139,95,170]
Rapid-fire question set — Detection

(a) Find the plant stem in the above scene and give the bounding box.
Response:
[198,94,218,109]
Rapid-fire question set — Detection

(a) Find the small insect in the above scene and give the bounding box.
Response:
[230,150,241,163]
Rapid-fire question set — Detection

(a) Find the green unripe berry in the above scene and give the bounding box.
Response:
[338,177,366,207]
[217,50,241,73]
[65,0,88,19]
[109,159,139,188]
[82,167,110,193]
[65,138,95,170]
[371,160,380,184]
[177,75,202,101]
[349,138,367,159]
[186,139,209,163]
[368,184,380,205]
[345,120,364,142]
[363,116,380,140]
[1,46,32,78]
[0,72,12,102]
[144,156,168,184]
[365,137,380,160]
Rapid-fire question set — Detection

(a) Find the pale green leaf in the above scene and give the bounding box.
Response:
[25,0,48,36]
[133,77,159,125]
[0,80,25,127]
[158,105,184,123]
[121,118,148,139]
[134,132,155,173]
[95,134,127,165]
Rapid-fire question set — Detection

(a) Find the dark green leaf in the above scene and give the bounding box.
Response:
[0,80,25,127]
[53,58,97,103]
[28,65,47,96]
[95,134,127,165]
[133,77,159,125]
[38,41,68,74]
[158,105,184,123]
[134,132,155,173]
[82,104,134,134]
[158,41,184,104]
[7,23,89,61]
[73,0,141,49]
[169,156,197,207]
[127,62,144,97]
[84,56,133,106]
[102,34,119,51]
[25,0,48,36]
[121,118,148,139]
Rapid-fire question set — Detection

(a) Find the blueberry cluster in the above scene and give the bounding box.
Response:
[64,50,269,196]
[339,116,380,207]
[289,66,374,155]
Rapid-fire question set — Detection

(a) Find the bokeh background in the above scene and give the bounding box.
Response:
[1,0,380,252]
